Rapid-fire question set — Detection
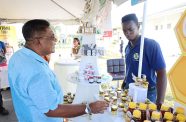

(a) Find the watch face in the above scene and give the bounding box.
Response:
[85,107,89,114]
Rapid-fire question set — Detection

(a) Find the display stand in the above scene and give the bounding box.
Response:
[54,60,79,94]
[66,26,114,121]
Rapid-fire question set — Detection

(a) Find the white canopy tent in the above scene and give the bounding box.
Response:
[0,0,127,24]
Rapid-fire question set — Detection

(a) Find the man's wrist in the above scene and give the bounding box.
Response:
[85,103,92,115]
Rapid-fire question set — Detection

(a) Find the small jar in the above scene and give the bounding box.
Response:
[118,103,124,108]
[132,110,141,122]
[160,104,170,118]
[128,102,137,114]
[148,103,157,117]
[139,103,147,121]
[174,107,185,116]
[163,112,173,122]
[175,114,186,122]
[111,105,118,115]
[151,111,161,122]
[111,96,117,105]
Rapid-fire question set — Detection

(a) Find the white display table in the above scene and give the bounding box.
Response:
[72,110,124,122]
[54,60,79,94]
[71,83,125,122]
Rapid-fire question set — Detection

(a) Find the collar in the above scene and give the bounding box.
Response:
[128,35,141,49]
[22,47,48,64]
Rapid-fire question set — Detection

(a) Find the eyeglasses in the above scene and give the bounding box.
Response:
[35,36,57,40]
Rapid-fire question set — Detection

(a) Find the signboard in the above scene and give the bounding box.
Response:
[0,26,16,41]
[131,0,145,6]
[103,31,112,37]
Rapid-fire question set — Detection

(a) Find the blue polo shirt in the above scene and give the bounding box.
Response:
[124,36,166,88]
[0,41,6,50]
[8,47,63,122]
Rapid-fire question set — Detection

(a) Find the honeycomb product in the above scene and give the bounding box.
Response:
[151,111,161,122]
[175,114,186,122]
[148,103,157,111]
[128,102,136,113]
[160,104,170,117]
[132,109,141,122]
[139,103,147,121]
[139,103,147,110]
[163,112,173,122]
[148,103,157,116]
[175,107,185,115]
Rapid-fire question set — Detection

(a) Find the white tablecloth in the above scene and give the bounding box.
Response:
[0,66,9,89]
[54,60,79,94]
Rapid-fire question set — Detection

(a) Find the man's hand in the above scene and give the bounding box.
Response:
[89,101,109,114]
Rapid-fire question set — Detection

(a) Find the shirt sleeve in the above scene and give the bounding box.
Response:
[150,41,166,70]
[27,72,62,113]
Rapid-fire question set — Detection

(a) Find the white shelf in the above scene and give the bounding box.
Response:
[67,72,112,86]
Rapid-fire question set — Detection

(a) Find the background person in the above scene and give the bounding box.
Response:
[0,40,9,115]
[121,14,167,107]
[72,38,80,55]
[8,19,108,122]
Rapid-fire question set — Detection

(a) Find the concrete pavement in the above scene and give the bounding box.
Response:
[0,89,17,122]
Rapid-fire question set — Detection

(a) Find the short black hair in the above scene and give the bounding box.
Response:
[121,13,138,25]
[22,19,50,41]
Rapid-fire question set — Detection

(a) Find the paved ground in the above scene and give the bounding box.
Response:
[0,89,17,122]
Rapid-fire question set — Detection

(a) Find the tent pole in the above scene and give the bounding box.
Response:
[138,0,148,78]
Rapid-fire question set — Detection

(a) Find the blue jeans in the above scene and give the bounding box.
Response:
[147,87,157,103]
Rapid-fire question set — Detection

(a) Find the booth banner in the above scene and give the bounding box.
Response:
[0,26,17,41]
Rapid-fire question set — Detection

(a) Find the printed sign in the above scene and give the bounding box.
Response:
[0,26,16,41]
[103,31,112,37]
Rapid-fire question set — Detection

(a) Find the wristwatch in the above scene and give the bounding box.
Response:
[85,106,89,114]
[85,103,92,115]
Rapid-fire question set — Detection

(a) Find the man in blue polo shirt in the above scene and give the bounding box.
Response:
[121,14,167,107]
[8,19,108,122]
